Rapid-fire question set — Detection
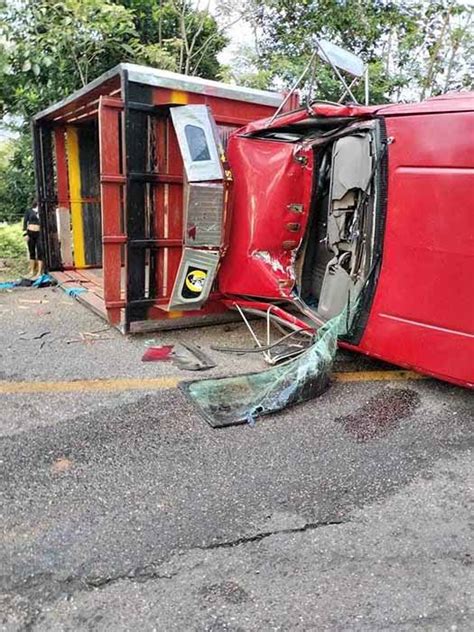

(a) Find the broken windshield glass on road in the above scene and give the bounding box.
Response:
[182,306,354,428]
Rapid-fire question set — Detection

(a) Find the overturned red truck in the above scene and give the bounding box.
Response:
[33,64,473,388]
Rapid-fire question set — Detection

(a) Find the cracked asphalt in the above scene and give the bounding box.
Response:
[1,288,473,631]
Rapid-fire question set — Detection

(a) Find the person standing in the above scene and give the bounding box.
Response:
[23,199,44,278]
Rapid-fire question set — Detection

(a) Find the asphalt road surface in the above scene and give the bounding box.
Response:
[1,288,472,631]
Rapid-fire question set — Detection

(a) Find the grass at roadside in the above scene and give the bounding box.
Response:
[0,222,29,281]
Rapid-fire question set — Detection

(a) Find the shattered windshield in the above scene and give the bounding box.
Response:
[182,306,353,428]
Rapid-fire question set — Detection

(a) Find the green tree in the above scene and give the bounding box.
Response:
[0,135,35,222]
[118,1,228,79]
[231,0,472,103]
[0,0,138,120]
[0,0,227,222]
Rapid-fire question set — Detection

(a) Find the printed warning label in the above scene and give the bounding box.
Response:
[181,267,208,299]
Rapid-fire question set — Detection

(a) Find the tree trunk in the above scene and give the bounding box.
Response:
[421,10,451,100]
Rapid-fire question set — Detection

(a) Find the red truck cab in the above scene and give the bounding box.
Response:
[216,94,474,388]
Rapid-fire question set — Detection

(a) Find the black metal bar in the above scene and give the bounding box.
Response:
[32,122,48,264]
[129,238,182,249]
[78,123,102,266]
[127,101,172,114]
[124,78,154,326]
[128,172,183,184]
[32,123,61,270]
[127,297,162,306]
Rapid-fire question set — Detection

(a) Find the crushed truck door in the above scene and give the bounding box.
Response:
[218,115,386,338]
[218,135,314,299]
[167,105,229,311]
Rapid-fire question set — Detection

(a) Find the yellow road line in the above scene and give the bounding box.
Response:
[333,370,425,382]
[0,377,180,395]
[0,370,424,395]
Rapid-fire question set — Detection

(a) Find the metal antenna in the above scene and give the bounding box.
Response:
[314,37,359,103]
[266,50,318,127]
[306,55,318,106]
[364,66,370,105]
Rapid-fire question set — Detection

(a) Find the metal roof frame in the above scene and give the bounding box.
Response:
[34,63,285,122]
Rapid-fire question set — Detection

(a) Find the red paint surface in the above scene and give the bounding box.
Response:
[374,92,474,117]
[242,102,376,134]
[142,345,174,362]
[98,96,124,325]
[355,108,474,387]
[219,137,313,298]
[151,88,281,126]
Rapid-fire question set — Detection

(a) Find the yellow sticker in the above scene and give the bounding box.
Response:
[185,269,207,293]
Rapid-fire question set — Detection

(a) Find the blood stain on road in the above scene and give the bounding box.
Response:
[336,388,421,443]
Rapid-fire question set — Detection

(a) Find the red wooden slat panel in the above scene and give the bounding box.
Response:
[98,96,124,324]
[54,127,74,267]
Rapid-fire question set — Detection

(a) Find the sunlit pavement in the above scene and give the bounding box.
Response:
[1,288,472,631]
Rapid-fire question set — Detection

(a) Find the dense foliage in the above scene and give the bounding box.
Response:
[0,222,28,279]
[232,0,472,104]
[0,136,35,224]
[0,0,471,223]
[0,0,227,221]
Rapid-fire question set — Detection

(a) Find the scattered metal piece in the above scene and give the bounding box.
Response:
[66,331,113,344]
[232,304,311,365]
[173,342,216,371]
[211,329,307,354]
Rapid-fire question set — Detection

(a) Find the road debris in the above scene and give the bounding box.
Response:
[142,341,216,370]
[142,345,174,362]
[0,274,55,291]
[18,298,49,304]
[18,331,51,341]
[51,457,73,474]
[66,329,112,344]
[64,286,88,297]
[182,313,343,427]
[173,342,216,371]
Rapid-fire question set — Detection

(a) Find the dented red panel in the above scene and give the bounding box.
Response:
[241,102,376,135]
[309,103,377,117]
[218,136,313,298]
[241,108,310,134]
